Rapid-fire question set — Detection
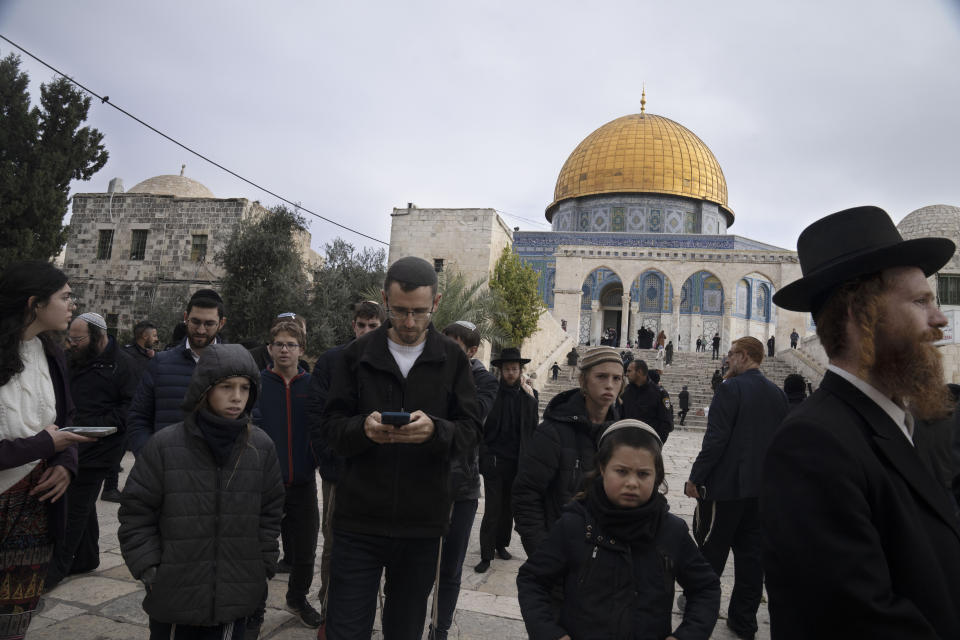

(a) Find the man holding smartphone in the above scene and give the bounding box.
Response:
[322,256,481,640]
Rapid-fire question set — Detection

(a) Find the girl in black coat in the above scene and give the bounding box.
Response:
[517,420,720,640]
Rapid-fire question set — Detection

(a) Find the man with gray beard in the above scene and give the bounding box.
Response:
[45,312,136,589]
[762,206,960,639]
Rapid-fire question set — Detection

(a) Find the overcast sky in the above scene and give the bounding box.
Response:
[2,0,959,253]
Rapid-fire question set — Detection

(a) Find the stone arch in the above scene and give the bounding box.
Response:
[680,270,725,316]
[630,268,674,314]
[579,267,625,345]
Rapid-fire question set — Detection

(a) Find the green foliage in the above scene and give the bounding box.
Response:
[489,246,546,348]
[215,205,309,345]
[0,53,108,270]
[307,238,386,354]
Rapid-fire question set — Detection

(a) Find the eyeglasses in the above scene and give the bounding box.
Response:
[188,318,220,329]
[66,335,89,344]
[387,307,433,321]
[271,341,300,351]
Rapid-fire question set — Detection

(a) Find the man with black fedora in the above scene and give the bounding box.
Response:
[476,347,539,573]
[762,206,960,639]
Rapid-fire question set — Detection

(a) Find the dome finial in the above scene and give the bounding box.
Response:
[640,85,647,117]
[180,164,186,177]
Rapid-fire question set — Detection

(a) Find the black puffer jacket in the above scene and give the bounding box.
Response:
[517,499,720,640]
[512,388,619,552]
[118,344,284,626]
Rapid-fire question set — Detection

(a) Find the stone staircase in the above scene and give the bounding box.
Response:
[535,347,801,431]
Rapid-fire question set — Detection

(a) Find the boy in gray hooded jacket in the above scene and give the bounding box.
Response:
[119,344,285,639]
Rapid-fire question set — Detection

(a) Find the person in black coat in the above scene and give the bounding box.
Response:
[678,386,690,426]
[518,420,719,640]
[307,300,384,617]
[512,346,622,556]
[621,359,672,443]
[685,336,788,639]
[475,347,538,575]
[763,206,960,639]
[46,313,136,589]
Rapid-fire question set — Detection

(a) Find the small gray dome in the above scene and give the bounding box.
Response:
[128,175,214,198]
[898,204,960,272]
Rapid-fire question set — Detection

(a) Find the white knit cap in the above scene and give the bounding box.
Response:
[599,419,662,445]
[77,312,107,330]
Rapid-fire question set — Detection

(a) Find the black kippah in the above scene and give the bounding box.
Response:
[190,288,223,304]
[386,257,438,287]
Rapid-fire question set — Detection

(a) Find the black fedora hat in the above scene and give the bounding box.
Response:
[773,206,955,313]
[491,347,530,367]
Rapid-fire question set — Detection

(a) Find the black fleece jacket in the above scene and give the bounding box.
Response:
[322,323,482,538]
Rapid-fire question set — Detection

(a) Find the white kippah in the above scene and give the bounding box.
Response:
[599,419,662,445]
[77,312,107,330]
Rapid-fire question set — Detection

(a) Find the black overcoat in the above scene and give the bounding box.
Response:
[761,371,960,639]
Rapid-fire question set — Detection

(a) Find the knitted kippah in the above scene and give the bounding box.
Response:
[386,257,438,287]
[578,345,622,371]
[77,312,107,330]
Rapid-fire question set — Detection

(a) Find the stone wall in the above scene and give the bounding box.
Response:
[63,192,318,336]
[388,206,513,287]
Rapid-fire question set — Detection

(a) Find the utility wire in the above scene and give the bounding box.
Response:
[0,33,390,246]
[495,208,550,229]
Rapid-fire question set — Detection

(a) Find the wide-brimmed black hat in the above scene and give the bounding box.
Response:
[773,206,955,313]
[491,347,530,367]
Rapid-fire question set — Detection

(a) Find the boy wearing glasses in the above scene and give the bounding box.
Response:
[253,320,322,628]
[127,289,226,456]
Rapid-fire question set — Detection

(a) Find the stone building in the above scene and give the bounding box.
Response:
[62,171,320,336]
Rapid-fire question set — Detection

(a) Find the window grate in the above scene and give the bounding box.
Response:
[191,234,208,262]
[130,230,148,260]
[96,229,114,260]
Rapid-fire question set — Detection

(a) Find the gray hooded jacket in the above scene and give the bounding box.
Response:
[118,344,284,626]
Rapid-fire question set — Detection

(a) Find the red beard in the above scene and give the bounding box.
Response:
[872,327,952,421]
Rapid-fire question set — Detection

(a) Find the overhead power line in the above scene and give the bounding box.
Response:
[0,33,390,246]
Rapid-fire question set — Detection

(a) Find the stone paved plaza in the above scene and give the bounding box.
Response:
[30,430,769,639]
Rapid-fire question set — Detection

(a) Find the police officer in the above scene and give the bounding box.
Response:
[621,359,673,442]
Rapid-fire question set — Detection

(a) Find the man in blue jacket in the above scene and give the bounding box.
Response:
[685,336,788,639]
[255,319,320,628]
[127,289,225,455]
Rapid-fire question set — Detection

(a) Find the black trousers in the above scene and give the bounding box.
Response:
[678,409,688,425]
[434,499,478,634]
[46,466,107,587]
[282,479,320,602]
[712,345,720,359]
[693,497,763,635]
[327,530,440,640]
[479,456,517,561]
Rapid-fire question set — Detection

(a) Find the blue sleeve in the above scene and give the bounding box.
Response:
[127,359,159,456]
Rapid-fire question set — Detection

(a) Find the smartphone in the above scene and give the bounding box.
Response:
[381,411,411,427]
[60,426,117,437]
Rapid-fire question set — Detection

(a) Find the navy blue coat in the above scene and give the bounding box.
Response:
[127,341,197,455]
[689,368,788,501]
[255,366,315,486]
[517,499,720,640]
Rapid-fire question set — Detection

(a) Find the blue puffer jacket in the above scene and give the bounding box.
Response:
[254,367,316,486]
[127,342,197,455]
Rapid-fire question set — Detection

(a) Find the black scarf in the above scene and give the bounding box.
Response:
[584,475,667,544]
[197,407,247,467]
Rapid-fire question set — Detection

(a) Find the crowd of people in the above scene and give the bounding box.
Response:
[2,205,960,640]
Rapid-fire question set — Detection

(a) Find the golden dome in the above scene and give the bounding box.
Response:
[547,113,733,225]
